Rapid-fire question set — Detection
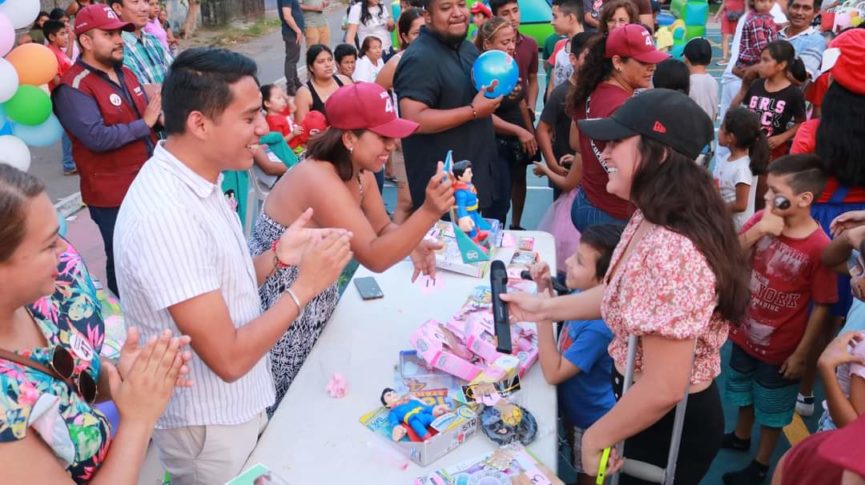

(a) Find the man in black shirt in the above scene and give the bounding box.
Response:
[394,0,506,221]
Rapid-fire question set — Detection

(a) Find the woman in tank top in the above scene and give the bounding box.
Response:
[295,44,353,124]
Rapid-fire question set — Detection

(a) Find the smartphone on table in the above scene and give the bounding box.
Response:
[354,276,384,300]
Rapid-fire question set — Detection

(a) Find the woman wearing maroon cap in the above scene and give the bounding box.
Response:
[566,23,667,233]
[249,82,455,408]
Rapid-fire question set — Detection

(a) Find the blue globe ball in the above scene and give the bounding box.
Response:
[472,50,520,99]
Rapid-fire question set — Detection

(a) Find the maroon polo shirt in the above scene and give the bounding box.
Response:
[514,32,538,99]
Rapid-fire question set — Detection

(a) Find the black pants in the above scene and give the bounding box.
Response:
[283,32,301,95]
[480,142,514,225]
[88,206,120,297]
[612,368,724,485]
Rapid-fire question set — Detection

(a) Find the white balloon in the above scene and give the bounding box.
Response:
[0,0,40,30]
[0,58,18,103]
[0,12,14,57]
[0,135,31,171]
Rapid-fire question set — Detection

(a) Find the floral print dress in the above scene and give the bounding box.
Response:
[0,243,110,483]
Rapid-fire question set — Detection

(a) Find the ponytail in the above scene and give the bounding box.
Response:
[722,107,770,175]
[789,56,807,84]
[749,131,770,175]
[763,40,806,83]
[567,34,612,116]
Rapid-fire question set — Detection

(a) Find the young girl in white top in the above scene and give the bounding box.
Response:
[353,35,385,83]
[713,107,770,230]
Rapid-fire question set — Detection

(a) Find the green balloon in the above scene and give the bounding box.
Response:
[4,85,52,126]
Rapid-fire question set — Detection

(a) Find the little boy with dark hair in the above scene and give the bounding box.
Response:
[684,37,718,120]
[532,223,624,485]
[724,154,838,484]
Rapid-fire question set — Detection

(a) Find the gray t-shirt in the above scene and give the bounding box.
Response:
[689,73,719,122]
[301,0,328,27]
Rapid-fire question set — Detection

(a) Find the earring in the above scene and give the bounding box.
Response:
[349,146,354,154]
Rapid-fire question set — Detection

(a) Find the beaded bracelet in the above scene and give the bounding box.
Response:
[271,240,289,270]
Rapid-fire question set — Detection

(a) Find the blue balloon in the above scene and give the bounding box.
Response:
[472,50,520,99]
[95,401,120,438]
[12,113,63,147]
[0,121,10,135]
[657,11,676,26]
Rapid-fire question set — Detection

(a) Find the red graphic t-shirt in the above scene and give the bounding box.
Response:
[730,211,838,364]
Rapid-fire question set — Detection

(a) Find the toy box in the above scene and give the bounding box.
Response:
[359,401,479,467]
[425,219,503,278]
[414,443,563,485]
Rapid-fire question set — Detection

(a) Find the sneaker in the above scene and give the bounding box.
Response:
[63,168,78,176]
[722,460,768,485]
[796,393,815,417]
[721,431,751,452]
[716,59,729,66]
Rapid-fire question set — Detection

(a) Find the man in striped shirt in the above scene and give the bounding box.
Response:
[109,0,173,85]
[114,48,352,485]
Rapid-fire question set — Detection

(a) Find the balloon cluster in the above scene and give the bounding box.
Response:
[0,0,65,172]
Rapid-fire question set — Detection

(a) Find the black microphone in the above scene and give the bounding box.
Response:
[520,270,570,295]
[490,260,512,354]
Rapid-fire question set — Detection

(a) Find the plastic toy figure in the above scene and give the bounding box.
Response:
[451,160,491,243]
[381,388,450,442]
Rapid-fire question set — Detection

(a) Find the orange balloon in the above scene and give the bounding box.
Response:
[6,44,59,86]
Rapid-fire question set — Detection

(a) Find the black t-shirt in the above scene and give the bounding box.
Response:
[743,80,806,138]
[495,90,525,134]
[540,81,572,162]
[394,27,498,210]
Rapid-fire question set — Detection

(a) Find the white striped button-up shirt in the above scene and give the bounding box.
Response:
[115,142,274,429]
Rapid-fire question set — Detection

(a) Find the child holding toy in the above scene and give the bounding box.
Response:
[724,154,837,484]
[529,224,623,484]
[261,84,304,146]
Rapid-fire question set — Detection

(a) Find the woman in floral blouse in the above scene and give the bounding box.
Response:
[0,165,192,484]
[503,90,751,484]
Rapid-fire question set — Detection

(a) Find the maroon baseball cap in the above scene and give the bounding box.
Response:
[818,412,865,477]
[325,82,419,138]
[74,4,135,36]
[605,24,668,64]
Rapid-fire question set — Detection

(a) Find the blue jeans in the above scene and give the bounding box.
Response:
[570,188,627,233]
[88,206,120,297]
[61,132,76,172]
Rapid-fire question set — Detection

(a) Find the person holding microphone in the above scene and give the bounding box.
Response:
[502,89,750,484]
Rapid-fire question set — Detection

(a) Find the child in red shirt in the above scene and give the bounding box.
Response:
[261,84,303,145]
[43,20,73,91]
[723,154,838,484]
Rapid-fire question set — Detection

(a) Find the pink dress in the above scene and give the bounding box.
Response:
[602,210,731,385]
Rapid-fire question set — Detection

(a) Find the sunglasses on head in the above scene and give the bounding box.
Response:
[49,346,98,404]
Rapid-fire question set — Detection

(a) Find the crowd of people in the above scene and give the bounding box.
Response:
[2,0,865,483]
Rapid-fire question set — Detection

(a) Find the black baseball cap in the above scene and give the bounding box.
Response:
[577,89,713,160]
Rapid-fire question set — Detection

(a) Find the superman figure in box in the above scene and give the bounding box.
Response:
[381,388,450,442]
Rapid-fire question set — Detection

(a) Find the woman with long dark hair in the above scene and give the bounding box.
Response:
[345,0,395,58]
[295,44,354,124]
[503,89,750,484]
[251,83,453,409]
[567,24,667,232]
